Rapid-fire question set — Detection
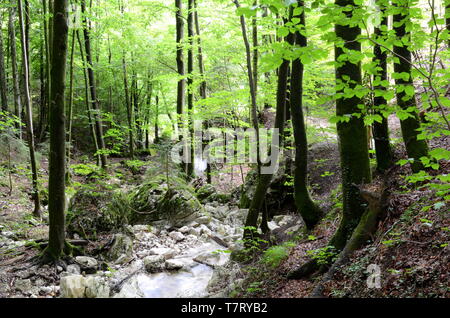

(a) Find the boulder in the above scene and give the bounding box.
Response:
[60,275,86,298]
[168,231,185,242]
[165,259,185,270]
[84,276,110,298]
[66,264,81,275]
[107,234,133,264]
[144,255,165,273]
[148,247,176,260]
[75,256,98,274]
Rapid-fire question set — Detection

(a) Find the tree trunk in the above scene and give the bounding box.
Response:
[175,0,185,137]
[44,0,69,261]
[66,22,76,182]
[8,4,22,138]
[234,0,261,173]
[0,13,8,112]
[329,0,372,251]
[18,0,41,218]
[194,0,211,184]
[186,0,195,177]
[289,0,322,229]
[122,55,134,159]
[393,0,428,173]
[81,0,107,169]
[372,0,392,173]
[76,29,100,164]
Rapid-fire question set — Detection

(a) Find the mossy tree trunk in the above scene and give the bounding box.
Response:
[330,0,372,251]
[289,0,323,229]
[393,0,428,173]
[45,0,69,261]
[175,0,185,137]
[372,0,392,173]
[187,0,195,178]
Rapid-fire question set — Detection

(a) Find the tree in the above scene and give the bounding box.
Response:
[8,3,22,138]
[289,0,323,229]
[372,0,392,173]
[17,0,41,218]
[392,0,428,173]
[81,0,108,169]
[0,10,8,112]
[44,0,69,262]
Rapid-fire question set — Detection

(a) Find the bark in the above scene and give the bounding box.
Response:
[393,0,428,173]
[122,55,134,159]
[38,0,51,142]
[233,0,261,173]
[290,1,322,229]
[194,0,211,183]
[175,0,185,136]
[0,14,8,112]
[81,0,107,169]
[8,4,22,138]
[66,23,76,181]
[18,0,41,218]
[76,29,100,164]
[329,0,372,251]
[186,0,195,177]
[243,13,294,237]
[45,0,69,261]
[372,0,392,173]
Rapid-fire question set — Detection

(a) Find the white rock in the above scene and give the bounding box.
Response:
[169,231,185,242]
[60,275,86,298]
[148,247,176,260]
[178,226,190,234]
[85,276,110,298]
[75,256,98,270]
[196,216,211,225]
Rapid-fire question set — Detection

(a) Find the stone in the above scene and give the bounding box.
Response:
[75,256,98,273]
[60,275,86,298]
[84,276,110,298]
[132,225,149,233]
[199,224,212,236]
[178,226,190,234]
[188,228,201,236]
[196,216,211,225]
[144,255,165,273]
[39,286,53,295]
[107,234,133,264]
[267,221,280,231]
[148,247,176,260]
[165,259,185,270]
[14,279,32,293]
[114,276,144,298]
[168,231,185,242]
[66,264,81,275]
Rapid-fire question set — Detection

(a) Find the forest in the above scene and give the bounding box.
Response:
[0,0,448,300]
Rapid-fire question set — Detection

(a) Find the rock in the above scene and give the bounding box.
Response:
[67,264,81,275]
[199,224,212,236]
[14,279,32,293]
[132,225,149,233]
[178,226,190,234]
[107,234,134,264]
[85,276,110,298]
[148,247,176,260]
[114,276,144,298]
[196,216,211,225]
[193,251,226,268]
[188,227,201,236]
[165,259,185,270]
[144,255,165,273]
[267,221,280,231]
[39,286,53,295]
[60,275,86,298]
[75,256,98,274]
[169,231,185,242]
[2,231,16,239]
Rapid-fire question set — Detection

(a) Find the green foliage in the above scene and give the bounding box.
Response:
[261,241,295,268]
[306,245,337,265]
